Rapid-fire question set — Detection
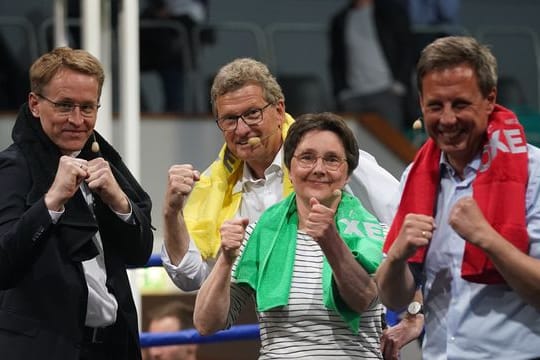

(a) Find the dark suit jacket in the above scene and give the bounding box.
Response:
[0,104,154,359]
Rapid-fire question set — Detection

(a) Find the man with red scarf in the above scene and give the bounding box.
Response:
[376,36,540,359]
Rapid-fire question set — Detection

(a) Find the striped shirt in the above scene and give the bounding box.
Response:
[229,225,383,359]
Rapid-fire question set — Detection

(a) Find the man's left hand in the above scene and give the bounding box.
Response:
[86,157,130,213]
[449,196,495,249]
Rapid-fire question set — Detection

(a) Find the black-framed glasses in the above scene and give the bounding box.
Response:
[292,153,347,171]
[216,103,273,131]
[36,93,101,117]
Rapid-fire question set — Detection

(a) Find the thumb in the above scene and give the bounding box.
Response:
[310,197,319,209]
[320,189,342,209]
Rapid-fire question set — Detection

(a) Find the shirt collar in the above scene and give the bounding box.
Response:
[232,147,284,193]
[439,151,481,180]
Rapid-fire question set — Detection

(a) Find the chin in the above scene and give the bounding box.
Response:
[439,141,468,154]
[58,141,86,154]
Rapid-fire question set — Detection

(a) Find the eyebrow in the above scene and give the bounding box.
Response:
[55,97,98,105]
[221,103,265,116]
[297,149,343,156]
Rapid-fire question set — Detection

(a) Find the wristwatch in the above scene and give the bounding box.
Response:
[407,301,424,316]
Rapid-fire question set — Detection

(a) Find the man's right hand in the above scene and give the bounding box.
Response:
[387,213,436,263]
[45,155,88,211]
[164,164,200,213]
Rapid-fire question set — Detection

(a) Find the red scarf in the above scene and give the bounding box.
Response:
[384,105,529,284]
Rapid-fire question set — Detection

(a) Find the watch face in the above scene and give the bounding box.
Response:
[408,301,422,315]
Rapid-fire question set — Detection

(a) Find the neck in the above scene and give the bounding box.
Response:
[247,142,282,179]
[446,143,483,179]
[247,160,270,180]
[448,157,466,179]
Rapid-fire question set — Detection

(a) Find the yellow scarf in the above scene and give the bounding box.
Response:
[183,113,295,259]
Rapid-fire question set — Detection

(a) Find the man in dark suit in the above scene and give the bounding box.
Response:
[0,47,154,359]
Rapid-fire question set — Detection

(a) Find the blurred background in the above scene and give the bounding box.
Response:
[1,1,539,358]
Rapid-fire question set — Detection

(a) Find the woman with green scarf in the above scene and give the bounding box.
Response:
[194,113,385,359]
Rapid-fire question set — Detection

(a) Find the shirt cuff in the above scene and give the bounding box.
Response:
[112,199,134,224]
[160,240,204,280]
[48,208,64,224]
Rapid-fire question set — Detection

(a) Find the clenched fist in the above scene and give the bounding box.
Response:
[45,155,88,211]
[164,164,201,212]
[219,218,249,262]
[386,213,436,263]
[85,157,130,213]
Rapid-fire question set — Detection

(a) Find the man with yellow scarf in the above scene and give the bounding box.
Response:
[162,58,422,356]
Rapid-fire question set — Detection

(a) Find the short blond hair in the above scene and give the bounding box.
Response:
[29,47,105,98]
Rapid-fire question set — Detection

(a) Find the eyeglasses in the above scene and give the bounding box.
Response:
[216,103,272,131]
[293,153,347,171]
[36,93,101,117]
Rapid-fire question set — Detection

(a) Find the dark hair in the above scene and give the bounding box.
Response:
[146,301,194,330]
[417,36,497,98]
[284,112,359,176]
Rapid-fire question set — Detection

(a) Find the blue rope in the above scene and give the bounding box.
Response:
[140,324,260,347]
[145,253,163,267]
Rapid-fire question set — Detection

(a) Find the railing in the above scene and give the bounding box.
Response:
[140,324,260,348]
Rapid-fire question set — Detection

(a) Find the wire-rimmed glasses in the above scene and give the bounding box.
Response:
[36,93,100,117]
[292,153,347,171]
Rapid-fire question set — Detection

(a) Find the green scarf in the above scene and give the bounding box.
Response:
[233,192,384,334]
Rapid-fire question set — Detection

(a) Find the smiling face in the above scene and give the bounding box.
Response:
[289,130,350,206]
[28,68,100,155]
[215,83,285,177]
[420,63,496,174]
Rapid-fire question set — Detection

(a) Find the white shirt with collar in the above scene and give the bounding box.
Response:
[237,147,284,221]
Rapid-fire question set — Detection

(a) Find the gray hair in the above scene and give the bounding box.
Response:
[210,58,284,115]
